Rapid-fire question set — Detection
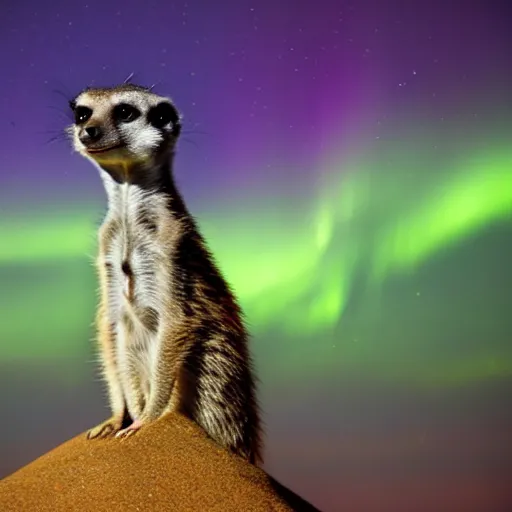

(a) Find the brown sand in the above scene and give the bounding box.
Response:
[0,413,320,511]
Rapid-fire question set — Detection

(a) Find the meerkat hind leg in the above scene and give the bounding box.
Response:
[115,417,144,439]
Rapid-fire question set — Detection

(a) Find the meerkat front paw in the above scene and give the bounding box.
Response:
[87,415,124,439]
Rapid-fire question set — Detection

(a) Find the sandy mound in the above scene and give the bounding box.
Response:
[0,412,320,511]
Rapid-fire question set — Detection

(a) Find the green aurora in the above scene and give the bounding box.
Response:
[0,141,511,386]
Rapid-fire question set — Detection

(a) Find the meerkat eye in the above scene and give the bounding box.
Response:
[113,103,141,123]
[147,102,177,129]
[73,106,93,125]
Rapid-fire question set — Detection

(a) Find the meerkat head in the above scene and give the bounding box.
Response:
[69,84,181,174]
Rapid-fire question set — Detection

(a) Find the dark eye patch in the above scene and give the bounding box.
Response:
[112,103,141,123]
[73,106,93,125]
[147,102,180,131]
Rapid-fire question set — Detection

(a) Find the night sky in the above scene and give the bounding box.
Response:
[1,1,512,510]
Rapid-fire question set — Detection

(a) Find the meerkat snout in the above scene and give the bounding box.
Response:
[81,126,103,144]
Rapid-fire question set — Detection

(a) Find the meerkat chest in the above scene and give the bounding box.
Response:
[101,185,171,330]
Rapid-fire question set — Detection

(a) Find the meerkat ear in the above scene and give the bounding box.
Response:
[147,102,182,137]
[69,100,77,111]
[173,116,182,137]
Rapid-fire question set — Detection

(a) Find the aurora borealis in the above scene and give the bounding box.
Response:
[1,0,511,510]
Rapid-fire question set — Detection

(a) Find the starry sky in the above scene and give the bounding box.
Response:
[1,1,512,510]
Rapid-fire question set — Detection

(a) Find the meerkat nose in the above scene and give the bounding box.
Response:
[81,125,104,143]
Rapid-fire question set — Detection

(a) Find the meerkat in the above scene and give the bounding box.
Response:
[68,83,262,465]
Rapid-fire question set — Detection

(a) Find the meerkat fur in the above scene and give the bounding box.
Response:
[68,83,262,465]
